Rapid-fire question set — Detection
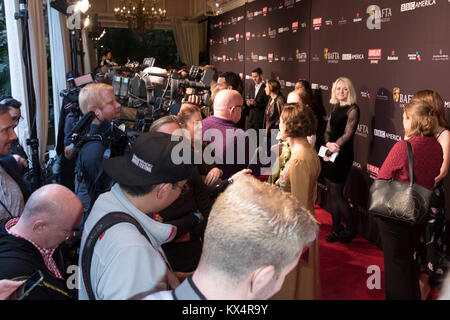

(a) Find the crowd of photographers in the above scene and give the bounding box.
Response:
[2,57,448,301]
[0,59,324,300]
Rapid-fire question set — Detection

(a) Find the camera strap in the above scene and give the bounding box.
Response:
[0,199,13,220]
[81,211,173,300]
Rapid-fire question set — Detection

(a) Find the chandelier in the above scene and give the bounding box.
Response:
[114,0,167,38]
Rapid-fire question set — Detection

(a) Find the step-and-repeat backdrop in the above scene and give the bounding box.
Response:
[209,0,450,246]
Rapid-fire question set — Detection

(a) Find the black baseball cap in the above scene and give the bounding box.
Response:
[103,132,194,187]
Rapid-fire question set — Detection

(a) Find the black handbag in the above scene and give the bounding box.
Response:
[368,141,432,225]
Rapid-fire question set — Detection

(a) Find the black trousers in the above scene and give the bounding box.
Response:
[376,217,428,300]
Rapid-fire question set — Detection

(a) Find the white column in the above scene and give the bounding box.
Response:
[82,28,92,74]
[4,0,30,157]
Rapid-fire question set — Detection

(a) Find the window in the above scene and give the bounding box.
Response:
[97,28,180,70]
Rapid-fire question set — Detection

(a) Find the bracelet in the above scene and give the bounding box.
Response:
[69,144,77,152]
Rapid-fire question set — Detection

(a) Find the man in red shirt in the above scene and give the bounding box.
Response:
[0,184,83,300]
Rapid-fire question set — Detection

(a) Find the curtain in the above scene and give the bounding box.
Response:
[47,1,71,143]
[28,0,49,163]
[171,18,200,67]
[4,0,30,159]
[82,28,94,74]
[61,15,72,73]
[198,20,208,57]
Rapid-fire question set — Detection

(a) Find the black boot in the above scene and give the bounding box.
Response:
[339,229,356,244]
[325,232,341,243]
[326,224,345,243]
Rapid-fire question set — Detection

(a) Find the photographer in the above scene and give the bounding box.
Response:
[0,104,29,220]
[74,83,124,230]
[180,65,218,118]
[55,72,82,191]
[99,50,118,68]
[0,96,27,164]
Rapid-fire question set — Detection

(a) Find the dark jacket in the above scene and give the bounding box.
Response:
[247,82,269,130]
[0,220,75,300]
[263,95,285,131]
[0,156,31,203]
[159,168,212,272]
[75,121,126,216]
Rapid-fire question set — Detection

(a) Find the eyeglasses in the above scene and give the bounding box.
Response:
[232,105,243,112]
[11,115,23,124]
[172,182,189,195]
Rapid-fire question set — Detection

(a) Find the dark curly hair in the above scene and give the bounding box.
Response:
[281,103,318,138]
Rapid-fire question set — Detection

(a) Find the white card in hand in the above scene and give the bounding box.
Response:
[318,146,338,162]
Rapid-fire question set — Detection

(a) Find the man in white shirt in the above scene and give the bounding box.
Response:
[246,68,268,131]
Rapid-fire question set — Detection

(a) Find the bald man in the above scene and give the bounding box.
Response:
[287,91,301,104]
[0,184,83,300]
[202,90,253,178]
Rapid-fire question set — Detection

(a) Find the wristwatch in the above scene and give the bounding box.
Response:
[227,178,233,185]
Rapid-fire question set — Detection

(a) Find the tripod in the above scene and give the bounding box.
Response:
[15,0,42,191]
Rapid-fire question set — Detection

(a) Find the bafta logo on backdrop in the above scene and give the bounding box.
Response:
[366,5,392,30]
[393,88,400,103]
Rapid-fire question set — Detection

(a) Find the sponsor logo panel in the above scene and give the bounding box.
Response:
[367,164,380,179]
[368,49,382,64]
[313,17,322,30]
[356,124,369,138]
[432,49,449,61]
[366,5,392,30]
[374,129,402,142]
[401,0,436,12]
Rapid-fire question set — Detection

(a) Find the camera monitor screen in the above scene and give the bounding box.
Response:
[74,74,94,87]
[142,58,155,68]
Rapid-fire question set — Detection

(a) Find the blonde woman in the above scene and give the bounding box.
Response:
[323,77,360,244]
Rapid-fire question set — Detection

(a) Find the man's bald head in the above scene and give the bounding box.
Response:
[213,90,243,123]
[22,185,81,220]
[18,185,83,249]
[287,91,301,104]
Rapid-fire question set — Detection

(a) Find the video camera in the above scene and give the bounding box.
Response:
[97,60,215,144]
[59,73,95,115]
[70,111,130,157]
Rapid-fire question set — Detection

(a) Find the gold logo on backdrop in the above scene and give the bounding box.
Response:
[393,87,400,103]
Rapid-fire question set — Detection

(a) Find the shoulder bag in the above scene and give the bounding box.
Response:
[368,141,432,225]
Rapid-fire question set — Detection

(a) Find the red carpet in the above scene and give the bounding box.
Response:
[316,206,440,300]
[316,207,385,300]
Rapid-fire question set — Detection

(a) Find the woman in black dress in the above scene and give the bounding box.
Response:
[323,77,360,244]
